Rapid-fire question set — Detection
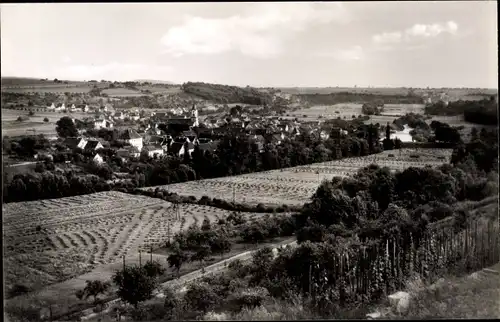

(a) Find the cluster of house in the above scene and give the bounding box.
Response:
[35,101,353,166]
[422,92,450,106]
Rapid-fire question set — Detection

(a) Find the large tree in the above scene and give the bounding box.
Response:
[112,265,158,308]
[56,116,78,138]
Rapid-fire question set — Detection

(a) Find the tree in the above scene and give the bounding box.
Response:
[43,117,49,123]
[112,265,158,308]
[209,233,232,259]
[143,260,166,278]
[184,282,220,313]
[201,216,211,231]
[56,116,78,138]
[191,244,211,267]
[28,110,35,116]
[167,249,188,277]
[76,280,111,304]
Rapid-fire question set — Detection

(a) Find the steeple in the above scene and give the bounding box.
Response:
[191,102,199,127]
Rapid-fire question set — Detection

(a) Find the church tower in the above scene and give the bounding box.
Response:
[191,103,199,127]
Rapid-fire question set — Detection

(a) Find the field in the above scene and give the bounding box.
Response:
[283,103,426,122]
[1,108,90,137]
[2,191,271,291]
[278,87,497,99]
[144,149,453,207]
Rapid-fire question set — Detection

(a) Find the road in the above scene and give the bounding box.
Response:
[78,238,297,321]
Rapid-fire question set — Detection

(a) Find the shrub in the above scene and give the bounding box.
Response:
[184,282,220,313]
[7,284,32,298]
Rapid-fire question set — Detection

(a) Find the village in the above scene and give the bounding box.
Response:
[20,100,347,167]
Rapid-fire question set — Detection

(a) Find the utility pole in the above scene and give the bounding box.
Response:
[233,186,235,204]
[167,218,171,245]
[309,263,312,299]
[122,255,125,271]
[150,245,153,263]
[139,250,142,266]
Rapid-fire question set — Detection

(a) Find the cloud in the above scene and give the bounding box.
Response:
[160,3,351,59]
[372,32,402,45]
[372,21,459,46]
[316,46,364,61]
[62,56,72,63]
[58,62,173,81]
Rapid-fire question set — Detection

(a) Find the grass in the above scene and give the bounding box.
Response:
[1,108,90,137]
[384,263,500,319]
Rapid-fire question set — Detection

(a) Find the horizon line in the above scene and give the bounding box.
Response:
[1,75,498,90]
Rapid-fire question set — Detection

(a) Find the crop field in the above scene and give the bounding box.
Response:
[2,191,267,290]
[145,149,453,207]
[1,85,97,94]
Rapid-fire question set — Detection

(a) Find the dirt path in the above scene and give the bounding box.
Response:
[76,238,297,321]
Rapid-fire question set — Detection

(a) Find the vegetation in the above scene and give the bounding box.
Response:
[298,92,423,105]
[112,262,165,308]
[90,123,499,321]
[181,82,273,105]
[55,116,78,138]
[425,97,497,125]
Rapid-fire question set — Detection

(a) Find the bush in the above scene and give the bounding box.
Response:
[184,282,220,313]
[7,284,32,298]
[43,117,49,122]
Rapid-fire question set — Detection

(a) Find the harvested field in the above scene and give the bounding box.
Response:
[144,149,453,207]
[2,191,265,291]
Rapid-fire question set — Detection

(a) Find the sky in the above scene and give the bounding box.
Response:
[1,2,497,88]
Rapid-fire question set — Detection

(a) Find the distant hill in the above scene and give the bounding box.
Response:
[134,79,176,85]
[181,82,273,105]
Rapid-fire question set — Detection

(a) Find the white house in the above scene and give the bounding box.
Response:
[70,104,77,111]
[83,105,90,112]
[114,111,125,120]
[55,103,66,111]
[47,103,56,110]
[94,118,114,129]
[120,129,143,151]
[93,153,104,164]
[144,145,164,158]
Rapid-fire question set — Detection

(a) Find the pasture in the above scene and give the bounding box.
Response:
[283,103,426,123]
[144,148,454,207]
[2,191,267,291]
[1,108,90,137]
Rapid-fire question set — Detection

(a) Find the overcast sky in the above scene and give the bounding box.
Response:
[1,2,497,88]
